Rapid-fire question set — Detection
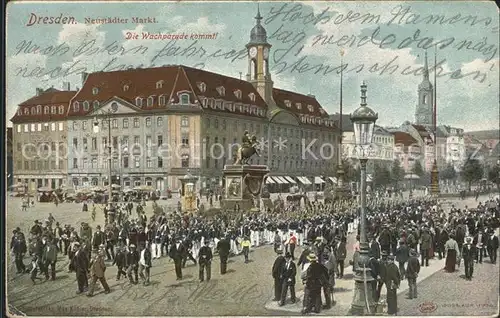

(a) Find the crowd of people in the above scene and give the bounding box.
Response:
[9,193,500,315]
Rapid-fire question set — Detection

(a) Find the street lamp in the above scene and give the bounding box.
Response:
[350,81,378,315]
[92,110,113,204]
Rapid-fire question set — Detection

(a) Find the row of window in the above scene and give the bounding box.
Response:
[73,93,192,112]
[71,116,174,130]
[17,160,64,171]
[16,122,64,133]
[71,155,190,169]
[70,134,190,151]
[17,105,65,116]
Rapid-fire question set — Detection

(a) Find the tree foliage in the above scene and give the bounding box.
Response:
[343,159,360,182]
[487,164,500,188]
[412,160,425,177]
[440,163,457,181]
[461,159,483,188]
[391,159,404,184]
[373,163,391,188]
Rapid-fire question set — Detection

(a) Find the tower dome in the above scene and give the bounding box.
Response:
[248,6,268,45]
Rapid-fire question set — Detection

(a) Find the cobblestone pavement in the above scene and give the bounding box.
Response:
[6,195,498,316]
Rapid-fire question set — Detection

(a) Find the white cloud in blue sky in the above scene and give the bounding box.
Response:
[6,1,499,131]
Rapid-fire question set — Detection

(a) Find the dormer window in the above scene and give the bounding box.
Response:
[123,85,129,92]
[285,100,291,108]
[210,99,216,109]
[156,80,164,89]
[83,101,90,111]
[73,102,79,112]
[51,106,57,114]
[36,105,42,114]
[147,96,154,107]
[296,103,302,109]
[217,86,225,96]
[198,82,206,92]
[93,101,99,110]
[234,90,242,99]
[180,93,190,105]
[44,106,50,114]
[136,97,143,107]
[58,106,64,114]
[31,107,36,115]
[159,95,166,106]
[92,87,99,95]
[307,104,314,112]
[24,108,29,115]
[319,109,325,114]
[248,93,256,102]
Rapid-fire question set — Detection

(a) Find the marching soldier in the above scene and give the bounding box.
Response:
[198,240,213,282]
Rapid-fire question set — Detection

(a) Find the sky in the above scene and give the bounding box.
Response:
[5,1,499,132]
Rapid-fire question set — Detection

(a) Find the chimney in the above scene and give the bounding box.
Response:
[36,88,43,96]
[81,72,89,85]
[63,82,71,91]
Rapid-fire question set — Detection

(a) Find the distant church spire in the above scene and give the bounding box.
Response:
[423,50,429,81]
[256,3,262,24]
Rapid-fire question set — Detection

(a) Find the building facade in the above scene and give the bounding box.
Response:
[11,85,75,191]
[65,9,340,192]
[393,131,420,173]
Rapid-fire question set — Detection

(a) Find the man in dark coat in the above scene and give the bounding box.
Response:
[395,240,409,280]
[272,247,286,301]
[369,237,381,260]
[198,240,213,282]
[335,237,347,278]
[385,255,401,315]
[279,252,297,306]
[301,253,324,314]
[11,232,27,274]
[487,229,499,264]
[375,252,388,302]
[112,246,127,280]
[92,225,106,250]
[72,242,89,294]
[462,236,476,280]
[217,236,231,274]
[42,238,58,280]
[420,228,432,267]
[473,229,487,264]
[379,227,391,254]
[406,249,420,299]
[169,237,185,280]
[126,244,140,284]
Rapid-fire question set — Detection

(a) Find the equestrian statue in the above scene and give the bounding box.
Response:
[234,130,260,165]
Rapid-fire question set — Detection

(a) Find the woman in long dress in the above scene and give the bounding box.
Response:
[444,234,460,272]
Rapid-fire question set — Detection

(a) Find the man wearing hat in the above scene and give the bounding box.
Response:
[301,253,323,314]
[139,242,152,286]
[92,225,106,251]
[71,242,89,294]
[385,254,401,315]
[169,236,185,280]
[486,229,498,264]
[279,252,297,306]
[198,239,213,282]
[473,229,487,264]
[126,244,139,284]
[112,246,127,280]
[217,235,231,275]
[272,247,286,301]
[42,238,58,281]
[419,227,432,267]
[87,247,111,296]
[335,236,347,279]
[375,251,388,302]
[406,249,420,299]
[462,236,476,280]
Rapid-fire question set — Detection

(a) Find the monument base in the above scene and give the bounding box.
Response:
[221,198,254,211]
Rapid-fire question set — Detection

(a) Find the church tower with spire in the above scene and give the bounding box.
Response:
[246,5,274,104]
[414,51,434,126]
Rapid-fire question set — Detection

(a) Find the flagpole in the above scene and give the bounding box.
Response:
[336,49,346,200]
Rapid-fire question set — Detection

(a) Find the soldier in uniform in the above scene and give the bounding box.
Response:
[181,236,197,268]
[406,249,420,299]
[385,255,401,315]
[198,240,213,282]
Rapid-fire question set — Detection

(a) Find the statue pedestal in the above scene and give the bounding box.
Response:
[221,164,269,212]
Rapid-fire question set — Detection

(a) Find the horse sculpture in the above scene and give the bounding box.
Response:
[234,133,260,165]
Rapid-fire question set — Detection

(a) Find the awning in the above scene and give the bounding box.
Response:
[284,176,296,184]
[265,177,275,184]
[328,177,337,184]
[314,177,325,184]
[297,176,312,185]
[276,176,289,184]
[271,176,283,184]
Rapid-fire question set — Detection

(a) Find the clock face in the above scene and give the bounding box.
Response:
[249,47,257,58]
[263,47,269,59]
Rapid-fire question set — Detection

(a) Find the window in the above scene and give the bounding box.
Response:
[158,157,163,168]
[37,123,41,131]
[157,135,163,146]
[44,106,50,114]
[91,137,97,150]
[30,107,36,115]
[180,94,190,104]
[110,119,117,129]
[81,120,87,131]
[102,137,107,149]
[217,86,225,96]
[123,85,129,92]
[122,136,129,148]
[249,93,255,102]
[146,136,152,148]
[147,96,154,107]
[136,97,143,107]
[50,123,55,131]
[123,118,129,128]
[146,157,153,168]
[92,87,99,95]
[146,117,152,127]
[51,106,56,114]
[157,117,163,126]
[73,158,78,169]
[156,80,164,89]
[92,101,99,110]
[307,104,314,112]
[285,100,291,107]
[123,156,129,168]
[134,156,140,168]
[58,105,64,114]
[134,136,140,145]
[82,158,88,169]
[133,118,139,128]
[198,82,206,92]
[181,116,189,127]
[234,90,242,99]
[113,136,118,149]
[181,154,189,167]
[91,158,97,168]
[159,95,166,106]
[222,120,226,130]
[297,103,302,110]
[43,123,49,131]
[181,134,189,147]
[83,101,90,111]
[83,138,88,150]
[214,119,219,128]
[24,124,28,132]
[16,125,20,133]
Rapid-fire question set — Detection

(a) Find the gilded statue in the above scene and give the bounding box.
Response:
[234,130,260,165]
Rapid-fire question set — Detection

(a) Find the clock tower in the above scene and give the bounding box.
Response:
[246,6,273,104]
[414,50,434,126]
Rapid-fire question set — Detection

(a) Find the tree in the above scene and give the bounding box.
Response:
[343,159,360,183]
[461,159,483,190]
[391,159,404,186]
[440,163,457,181]
[373,163,391,189]
[487,164,500,189]
[412,160,424,177]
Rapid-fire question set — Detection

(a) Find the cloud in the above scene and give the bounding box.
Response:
[57,23,106,49]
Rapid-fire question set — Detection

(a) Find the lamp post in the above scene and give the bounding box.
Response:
[93,110,113,204]
[350,81,378,315]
